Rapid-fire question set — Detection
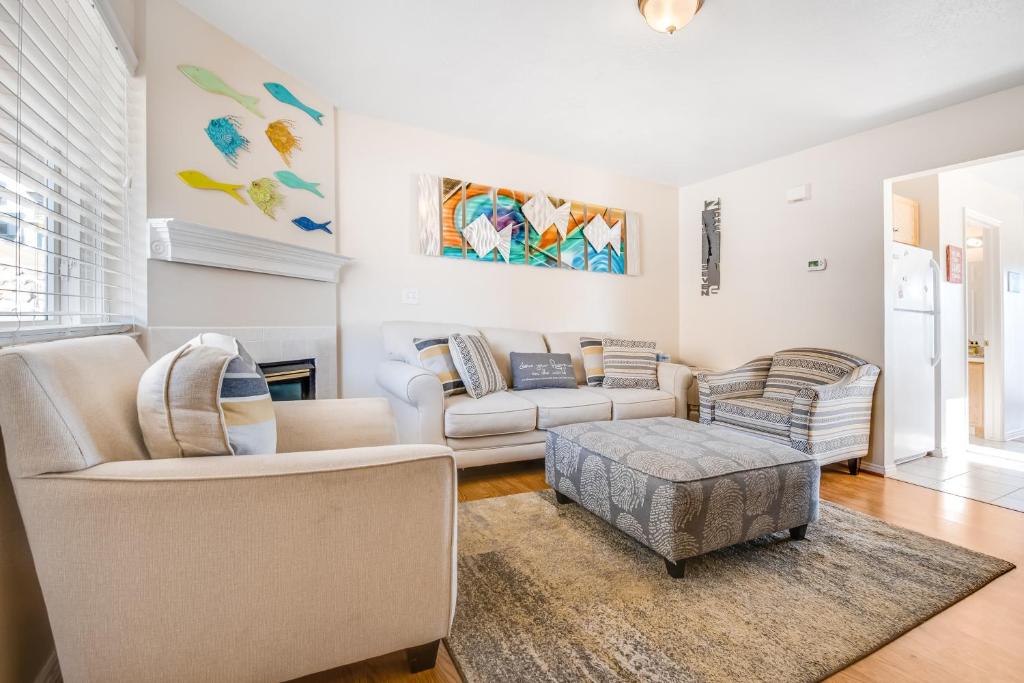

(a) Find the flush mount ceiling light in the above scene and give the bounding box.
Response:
[966,237,983,248]
[638,0,704,34]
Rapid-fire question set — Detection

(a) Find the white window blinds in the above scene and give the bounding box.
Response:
[0,0,130,342]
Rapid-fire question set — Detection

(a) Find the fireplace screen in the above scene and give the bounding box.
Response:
[259,359,316,401]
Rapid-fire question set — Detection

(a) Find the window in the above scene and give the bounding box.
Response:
[0,0,130,344]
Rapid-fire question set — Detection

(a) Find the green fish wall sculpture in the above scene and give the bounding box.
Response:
[274,170,324,198]
[178,65,264,117]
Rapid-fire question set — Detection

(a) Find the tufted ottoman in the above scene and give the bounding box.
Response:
[545,417,820,577]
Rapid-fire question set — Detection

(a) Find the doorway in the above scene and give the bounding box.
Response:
[884,151,1024,511]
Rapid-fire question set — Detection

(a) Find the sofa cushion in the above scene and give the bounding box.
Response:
[544,331,607,385]
[714,397,793,438]
[579,386,675,420]
[510,352,577,390]
[480,327,547,385]
[514,388,611,429]
[444,391,537,438]
[763,348,865,401]
[381,321,480,366]
[601,337,658,390]
[449,334,507,399]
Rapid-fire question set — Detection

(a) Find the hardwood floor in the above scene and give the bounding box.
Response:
[299,461,1024,683]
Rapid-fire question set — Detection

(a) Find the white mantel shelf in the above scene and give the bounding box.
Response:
[148,219,353,283]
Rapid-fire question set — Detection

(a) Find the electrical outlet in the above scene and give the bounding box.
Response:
[401,288,420,305]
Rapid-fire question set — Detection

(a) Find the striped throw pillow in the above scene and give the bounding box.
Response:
[414,337,466,397]
[601,337,658,390]
[580,337,605,387]
[448,333,507,399]
[763,348,865,401]
[137,333,277,458]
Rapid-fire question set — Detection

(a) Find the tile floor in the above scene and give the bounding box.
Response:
[891,439,1024,511]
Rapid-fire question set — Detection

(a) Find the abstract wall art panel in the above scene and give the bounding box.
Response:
[418,175,638,275]
[701,197,721,295]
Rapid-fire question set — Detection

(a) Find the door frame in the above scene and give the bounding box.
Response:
[963,208,1003,441]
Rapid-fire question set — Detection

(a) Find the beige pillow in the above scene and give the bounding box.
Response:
[137,333,277,458]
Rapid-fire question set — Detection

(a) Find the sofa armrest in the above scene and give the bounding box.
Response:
[375,361,445,445]
[790,364,880,464]
[274,398,398,452]
[696,355,773,424]
[15,445,457,683]
[657,362,693,418]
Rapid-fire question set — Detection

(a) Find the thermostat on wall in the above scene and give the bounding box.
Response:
[807,258,827,271]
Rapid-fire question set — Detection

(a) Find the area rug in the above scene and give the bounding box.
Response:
[447,491,1014,682]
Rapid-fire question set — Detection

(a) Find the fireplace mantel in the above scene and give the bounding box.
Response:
[148,218,353,283]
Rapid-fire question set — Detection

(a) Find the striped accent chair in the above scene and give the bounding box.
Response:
[697,348,879,474]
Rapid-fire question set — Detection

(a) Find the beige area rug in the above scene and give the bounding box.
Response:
[447,491,1014,682]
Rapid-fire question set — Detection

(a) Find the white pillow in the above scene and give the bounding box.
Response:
[448,333,507,399]
[137,333,277,458]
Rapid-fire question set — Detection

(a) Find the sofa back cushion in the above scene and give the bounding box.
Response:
[543,331,609,385]
[763,348,867,401]
[479,327,547,385]
[382,321,480,366]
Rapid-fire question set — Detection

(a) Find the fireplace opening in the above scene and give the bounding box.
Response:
[259,359,316,401]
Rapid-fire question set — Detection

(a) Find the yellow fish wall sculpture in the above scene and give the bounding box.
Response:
[265,119,301,167]
[177,170,246,204]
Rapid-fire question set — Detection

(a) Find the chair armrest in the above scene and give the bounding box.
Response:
[15,445,457,683]
[376,361,445,445]
[790,364,880,463]
[657,362,693,418]
[274,397,398,451]
[696,355,773,424]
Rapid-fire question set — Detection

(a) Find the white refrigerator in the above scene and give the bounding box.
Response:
[890,243,941,462]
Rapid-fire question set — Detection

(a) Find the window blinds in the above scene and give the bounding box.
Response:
[0,0,130,341]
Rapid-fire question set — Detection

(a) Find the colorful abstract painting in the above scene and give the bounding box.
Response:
[420,175,637,275]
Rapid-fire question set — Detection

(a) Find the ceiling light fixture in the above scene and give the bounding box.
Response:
[966,237,983,248]
[638,0,704,34]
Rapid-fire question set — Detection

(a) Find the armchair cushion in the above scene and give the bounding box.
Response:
[714,397,793,439]
[696,356,773,424]
[763,348,866,402]
[137,333,276,459]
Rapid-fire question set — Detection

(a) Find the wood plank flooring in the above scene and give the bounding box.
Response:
[298,461,1024,683]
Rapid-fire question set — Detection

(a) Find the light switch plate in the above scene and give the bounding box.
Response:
[401,288,420,305]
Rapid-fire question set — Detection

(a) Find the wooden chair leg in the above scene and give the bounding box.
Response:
[847,458,861,475]
[406,639,440,674]
[555,490,573,504]
[790,524,808,540]
[664,557,686,578]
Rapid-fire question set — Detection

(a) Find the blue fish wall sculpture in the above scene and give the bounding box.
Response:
[264,82,324,125]
[292,216,332,234]
[204,115,249,166]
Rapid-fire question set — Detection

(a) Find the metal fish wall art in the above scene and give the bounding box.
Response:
[292,216,332,234]
[204,115,250,166]
[265,119,301,167]
[247,177,284,219]
[177,170,246,204]
[274,170,324,198]
[264,82,324,125]
[178,65,264,117]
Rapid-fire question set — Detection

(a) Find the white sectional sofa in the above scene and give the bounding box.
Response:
[376,322,693,467]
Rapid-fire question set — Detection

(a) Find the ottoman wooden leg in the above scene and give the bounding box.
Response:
[848,458,861,475]
[406,639,440,673]
[790,524,808,540]
[664,558,686,578]
[555,490,573,505]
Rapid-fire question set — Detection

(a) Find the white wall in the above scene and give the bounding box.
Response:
[336,112,680,398]
[678,85,1024,469]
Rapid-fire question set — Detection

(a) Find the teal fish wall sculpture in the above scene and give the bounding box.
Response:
[292,216,332,234]
[274,170,324,198]
[264,82,324,125]
[178,65,264,117]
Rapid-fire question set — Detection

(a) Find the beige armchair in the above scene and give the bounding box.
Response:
[0,335,457,683]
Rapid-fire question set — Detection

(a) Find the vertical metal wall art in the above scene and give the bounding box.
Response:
[701,197,721,296]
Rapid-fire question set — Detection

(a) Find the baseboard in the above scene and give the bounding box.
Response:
[33,651,60,683]
[860,461,892,477]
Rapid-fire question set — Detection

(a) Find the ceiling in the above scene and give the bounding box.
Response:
[178,0,1024,187]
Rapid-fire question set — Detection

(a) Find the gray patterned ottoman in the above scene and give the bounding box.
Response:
[545,417,820,577]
